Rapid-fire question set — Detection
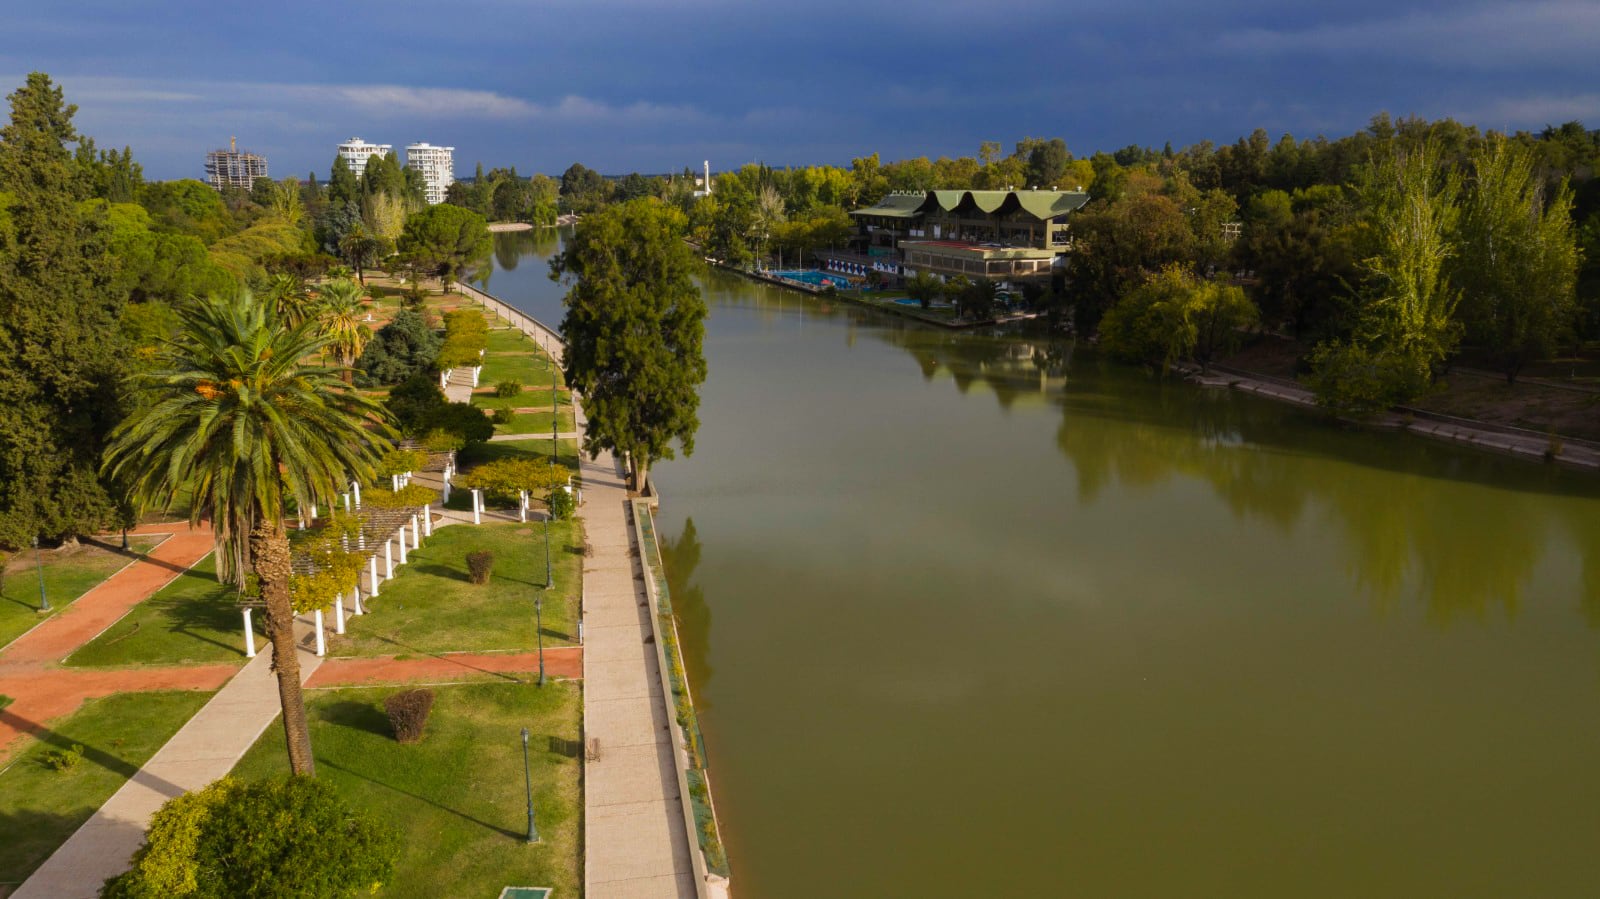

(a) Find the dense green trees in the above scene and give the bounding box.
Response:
[0,73,129,547]
[553,199,707,492]
[397,203,490,290]
[1101,265,1258,372]
[1453,136,1580,382]
[104,291,394,773]
[356,308,442,385]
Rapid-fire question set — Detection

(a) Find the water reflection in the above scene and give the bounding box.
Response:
[661,517,713,699]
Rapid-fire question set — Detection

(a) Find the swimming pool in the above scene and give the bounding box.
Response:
[771,270,854,289]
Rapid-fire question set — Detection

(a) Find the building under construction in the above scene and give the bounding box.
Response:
[204,137,267,191]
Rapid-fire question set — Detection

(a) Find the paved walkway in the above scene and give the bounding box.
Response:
[581,451,696,897]
[14,611,325,899]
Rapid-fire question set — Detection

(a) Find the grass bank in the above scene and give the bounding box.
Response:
[231,682,581,899]
[328,521,582,659]
[0,690,214,887]
[0,538,160,650]
[64,552,245,669]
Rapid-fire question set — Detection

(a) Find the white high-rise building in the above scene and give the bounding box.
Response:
[405,142,455,205]
[337,137,392,179]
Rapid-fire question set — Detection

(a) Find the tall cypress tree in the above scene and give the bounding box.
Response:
[0,73,128,547]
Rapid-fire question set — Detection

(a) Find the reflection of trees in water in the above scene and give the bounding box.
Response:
[661,517,713,696]
[1051,362,1600,627]
[491,227,561,273]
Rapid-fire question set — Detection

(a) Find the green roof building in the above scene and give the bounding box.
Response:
[827,188,1090,285]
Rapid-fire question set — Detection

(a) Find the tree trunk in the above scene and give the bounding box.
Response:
[252,523,316,776]
[633,455,650,496]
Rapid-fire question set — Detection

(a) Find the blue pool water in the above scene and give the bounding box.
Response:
[771,270,853,289]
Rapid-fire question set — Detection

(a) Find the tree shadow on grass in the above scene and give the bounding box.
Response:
[409,562,467,583]
[0,707,185,794]
[0,808,94,886]
[318,700,391,737]
[320,757,524,840]
[152,597,243,657]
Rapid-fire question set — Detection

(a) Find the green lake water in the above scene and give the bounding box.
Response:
[482,231,1600,898]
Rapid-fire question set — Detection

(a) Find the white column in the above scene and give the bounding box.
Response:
[384,540,394,579]
[333,591,346,634]
[314,609,326,656]
[403,471,412,487]
[242,608,256,658]
[397,525,409,564]
[422,504,433,537]
[352,480,362,508]
[472,489,482,525]
[442,475,451,504]
[519,491,528,522]
[391,474,400,491]
[410,514,421,549]
[471,365,482,387]
[342,492,351,512]
[310,503,318,520]
[440,369,449,389]
[369,556,381,598]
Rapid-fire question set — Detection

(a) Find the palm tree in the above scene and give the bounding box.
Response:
[339,226,383,285]
[260,273,317,329]
[103,291,395,775]
[319,278,372,383]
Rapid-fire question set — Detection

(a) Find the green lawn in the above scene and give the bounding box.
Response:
[479,327,566,390]
[328,521,582,659]
[460,439,581,472]
[469,387,573,412]
[0,690,214,886]
[65,552,247,669]
[231,682,581,899]
[493,411,577,437]
[0,538,159,650]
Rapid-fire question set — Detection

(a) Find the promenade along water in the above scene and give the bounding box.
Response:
[481,231,1600,898]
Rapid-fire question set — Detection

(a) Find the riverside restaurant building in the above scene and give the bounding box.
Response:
[821,189,1091,286]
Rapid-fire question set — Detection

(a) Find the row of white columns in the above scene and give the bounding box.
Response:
[242,504,435,659]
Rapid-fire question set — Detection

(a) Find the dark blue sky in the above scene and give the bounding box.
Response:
[4,0,1596,180]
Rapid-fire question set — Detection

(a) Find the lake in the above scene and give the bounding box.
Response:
[479,229,1600,898]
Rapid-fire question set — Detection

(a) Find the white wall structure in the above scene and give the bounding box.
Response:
[405,142,455,205]
[337,137,393,179]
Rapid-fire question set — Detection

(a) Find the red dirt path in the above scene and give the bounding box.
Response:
[0,523,226,761]
[1,522,216,667]
[309,647,583,687]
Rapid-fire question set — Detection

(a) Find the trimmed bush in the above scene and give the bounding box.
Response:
[103,775,398,899]
[465,550,494,585]
[493,380,522,398]
[383,689,436,744]
[42,743,85,772]
[547,488,575,521]
[490,407,514,425]
[421,429,465,453]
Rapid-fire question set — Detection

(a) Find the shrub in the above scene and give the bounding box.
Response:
[42,743,85,772]
[493,379,522,398]
[425,402,495,446]
[466,550,494,585]
[103,775,398,899]
[383,689,436,744]
[490,407,515,425]
[421,429,465,453]
[547,488,575,521]
[376,448,428,477]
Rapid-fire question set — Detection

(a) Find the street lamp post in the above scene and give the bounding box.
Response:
[520,727,539,843]
[33,537,49,612]
[535,593,545,687]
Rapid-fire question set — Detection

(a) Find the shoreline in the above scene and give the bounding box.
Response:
[1178,362,1600,473]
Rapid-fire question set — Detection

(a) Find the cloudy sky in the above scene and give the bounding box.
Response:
[4,0,1596,180]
